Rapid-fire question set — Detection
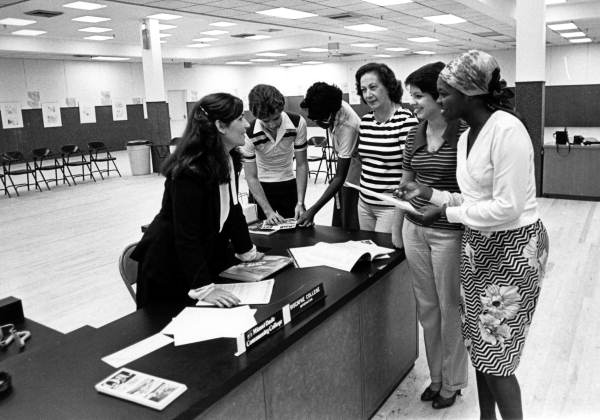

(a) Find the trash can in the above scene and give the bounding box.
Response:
[126,140,151,175]
[150,144,171,173]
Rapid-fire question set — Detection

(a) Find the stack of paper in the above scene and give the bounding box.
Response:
[197,279,275,304]
[161,306,257,346]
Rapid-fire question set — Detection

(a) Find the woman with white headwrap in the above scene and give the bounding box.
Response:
[398,50,549,419]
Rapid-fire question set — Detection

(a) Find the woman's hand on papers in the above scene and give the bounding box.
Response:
[294,203,306,219]
[297,208,315,227]
[394,181,433,201]
[265,210,285,225]
[203,289,241,308]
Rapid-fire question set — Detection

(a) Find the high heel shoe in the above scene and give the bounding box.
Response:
[432,389,461,409]
[420,385,440,401]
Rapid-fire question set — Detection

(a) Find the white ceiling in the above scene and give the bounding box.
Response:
[0,0,599,65]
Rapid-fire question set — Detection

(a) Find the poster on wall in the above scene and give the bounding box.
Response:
[27,91,41,108]
[0,102,24,129]
[79,101,96,124]
[190,90,198,102]
[42,102,63,128]
[100,90,112,106]
[112,98,128,121]
[65,97,78,107]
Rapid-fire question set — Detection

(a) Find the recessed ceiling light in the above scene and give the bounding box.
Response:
[385,47,408,51]
[159,33,172,38]
[84,35,112,41]
[12,29,46,36]
[78,26,111,33]
[362,0,413,5]
[258,8,317,19]
[280,62,301,67]
[408,37,438,43]
[560,31,586,38]
[210,21,236,27]
[373,54,392,58]
[302,61,324,65]
[414,50,436,55]
[160,40,166,44]
[345,24,387,32]
[250,58,276,62]
[351,43,378,48]
[72,15,110,23]
[187,43,210,48]
[157,23,177,30]
[226,61,253,65]
[0,18,36,26]
[201,30,228,36]
[569,37,591,43]
[147,13,182,20]
[91,56,130,61]
[546,0,566,5]
[245,35,271,40]
[301,47,328,52]
[256,52,287,57]
[424,14,466,25]
[63,2,106,10]
[192,38,217,42]
[547,22,577,31]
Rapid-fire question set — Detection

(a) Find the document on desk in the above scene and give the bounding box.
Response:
[195,279,274,306]
[101,333,174,368]
[288,241,393,272]
[161,306,257,346]
[344,181,421,215]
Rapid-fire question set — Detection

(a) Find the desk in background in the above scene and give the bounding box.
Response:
[543,144,600,200]
[0,226,417,419]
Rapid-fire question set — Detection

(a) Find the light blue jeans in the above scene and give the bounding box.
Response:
[402,219,468,392]
[357,199,396,233]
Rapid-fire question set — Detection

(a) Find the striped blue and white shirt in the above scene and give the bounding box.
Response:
[358,107,418,206]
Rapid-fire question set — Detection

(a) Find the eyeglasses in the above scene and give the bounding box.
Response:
[0,323,31,349]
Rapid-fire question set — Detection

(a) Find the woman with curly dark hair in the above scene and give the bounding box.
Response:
[354,62,418,234]
[132,93,263,309]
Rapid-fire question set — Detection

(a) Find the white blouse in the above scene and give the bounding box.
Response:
[430,110,539,232]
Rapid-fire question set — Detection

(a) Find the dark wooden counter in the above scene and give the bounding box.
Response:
[543,144,600,200]
[0,226,417,419]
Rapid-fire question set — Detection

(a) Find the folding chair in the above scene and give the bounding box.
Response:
[119,242,139,303]
[307,136,328,183]
[1,151,42,197]
[32,148,70,190]
[88,141,121,179]
[61,144,96,185]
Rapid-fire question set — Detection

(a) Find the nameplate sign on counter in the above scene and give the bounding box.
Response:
[282,283,325,324]
[236,309,285,356]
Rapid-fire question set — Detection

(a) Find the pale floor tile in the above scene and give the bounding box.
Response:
[1,150,598,419]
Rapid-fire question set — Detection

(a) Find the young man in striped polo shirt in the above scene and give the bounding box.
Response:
[241,84,308,224]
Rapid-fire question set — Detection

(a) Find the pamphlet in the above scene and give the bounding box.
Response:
[196,279,275,306]
[219,255,293,281]
[344,182,421,215]
[248,218,297,235]
[288,240,394,272]
[95,368,187,411]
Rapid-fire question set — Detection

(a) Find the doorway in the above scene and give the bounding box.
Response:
[167,89,187,139]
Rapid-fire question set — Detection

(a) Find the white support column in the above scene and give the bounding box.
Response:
[141,18,166,102]
[515,0,546,82]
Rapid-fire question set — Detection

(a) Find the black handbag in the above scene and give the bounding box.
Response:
[554,128,569,145]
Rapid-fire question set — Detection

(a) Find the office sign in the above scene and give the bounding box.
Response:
[284,283,325,322]
[236,310,284,356]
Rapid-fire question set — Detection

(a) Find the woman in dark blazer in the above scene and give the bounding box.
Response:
[132,93,262,309]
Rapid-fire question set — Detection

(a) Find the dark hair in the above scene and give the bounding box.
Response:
[300,82,343,121]
[161,93,243,183]
[405,62,445,100]
[355,62,403,104]
[482,68,515,112]
[248,84,285,120]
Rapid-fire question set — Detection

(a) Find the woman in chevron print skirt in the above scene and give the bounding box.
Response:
[399,50,549,420]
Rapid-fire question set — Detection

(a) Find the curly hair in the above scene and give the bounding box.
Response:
[404,61,446,100]
[355,62,403,104]
[161,93,243,183]
[300,82,343,121]
[248,84,285,120]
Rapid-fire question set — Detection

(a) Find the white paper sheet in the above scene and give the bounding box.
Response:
[101,333,173,368]
[195,279,274,306]
[344,182,421,215]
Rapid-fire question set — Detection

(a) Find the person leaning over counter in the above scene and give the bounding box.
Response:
[241,84,308,224]
[132,93,263,309]
[297,82,361,230]
[399,50,549,420]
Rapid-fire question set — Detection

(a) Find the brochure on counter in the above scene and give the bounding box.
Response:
[344,182,421,215]
[248,218,297,235]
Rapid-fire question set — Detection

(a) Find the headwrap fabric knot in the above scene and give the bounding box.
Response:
[440,50,500,97]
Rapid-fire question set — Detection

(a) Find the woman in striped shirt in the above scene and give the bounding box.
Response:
[355,62,418,233]
[394,62,469,409]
